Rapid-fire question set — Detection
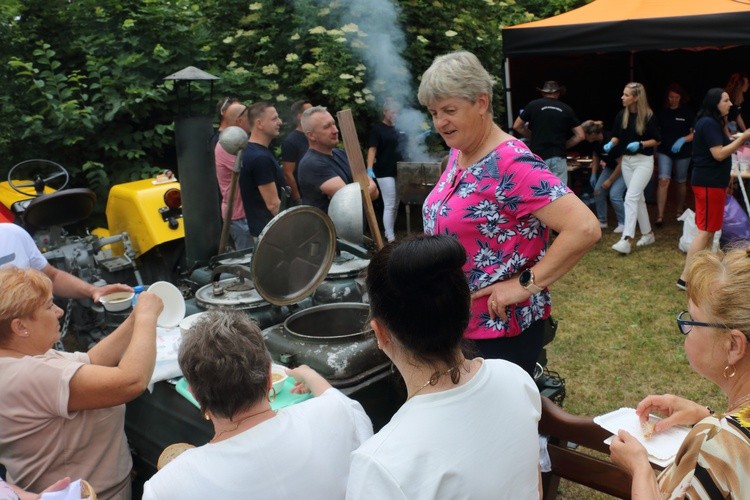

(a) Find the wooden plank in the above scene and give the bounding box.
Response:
[336,108,384,249]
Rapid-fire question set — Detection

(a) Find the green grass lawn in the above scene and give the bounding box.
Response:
[548,206,724,498]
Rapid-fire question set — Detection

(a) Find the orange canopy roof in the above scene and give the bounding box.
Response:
[503,0,750,57]
[506,0,750,29]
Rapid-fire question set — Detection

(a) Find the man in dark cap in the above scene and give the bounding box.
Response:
[513,80,584,184]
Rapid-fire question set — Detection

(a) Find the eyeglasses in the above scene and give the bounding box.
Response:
[676,310,728,335]
[219,97,237,117]
[238,105,248,118]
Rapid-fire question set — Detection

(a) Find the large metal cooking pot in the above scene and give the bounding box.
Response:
[262,303,388,385]
[396,161,442,206]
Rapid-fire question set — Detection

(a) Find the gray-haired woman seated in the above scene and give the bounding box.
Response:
[142,311,373,500]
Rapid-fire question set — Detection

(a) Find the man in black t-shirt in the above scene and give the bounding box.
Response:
[297,106,378,213]
[239,102,286,237]
[281,99,312,205]
[513,81,584,185]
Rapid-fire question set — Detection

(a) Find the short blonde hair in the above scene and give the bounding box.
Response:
[0,267,52,343]
[686,246,750,339]
[417,51,494,112]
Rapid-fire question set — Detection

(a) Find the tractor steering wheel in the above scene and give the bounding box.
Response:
[7,159,69,197]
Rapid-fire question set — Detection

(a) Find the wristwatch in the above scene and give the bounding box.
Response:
[519,269,544,294]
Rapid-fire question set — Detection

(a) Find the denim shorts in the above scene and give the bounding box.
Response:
[657,153,689,183]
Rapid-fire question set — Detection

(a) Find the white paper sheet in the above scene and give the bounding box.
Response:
[595,407,690,467]
[40,479,81,500]
[148,326,183,391]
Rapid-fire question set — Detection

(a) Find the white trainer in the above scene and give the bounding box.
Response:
[611,238,631,254]
[613,224,625,233]
[636,232,656,247]
[599,221,608,229]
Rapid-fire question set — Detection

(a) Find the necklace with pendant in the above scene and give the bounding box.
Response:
[407,359,467,401]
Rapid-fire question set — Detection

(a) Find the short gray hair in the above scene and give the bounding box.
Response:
[178,310,271,419]
[301,105,329,133]
[417,51,494,111]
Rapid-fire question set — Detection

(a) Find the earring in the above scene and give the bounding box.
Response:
[268,387,277,403]
[724,364,737,379]
[204,412,210,421]
[21,331,29,338]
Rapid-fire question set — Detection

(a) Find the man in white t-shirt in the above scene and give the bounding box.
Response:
[0,223,131,301]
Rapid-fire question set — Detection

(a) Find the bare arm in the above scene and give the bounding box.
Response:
[366,146,376,168]
[287,364,333,397]
[320,176,347,199]
[513,116,531,139]
[282,161,301,203]
[67,292,162,411]
[738,115,747,132]
[471,193,601,319]
[258,182,281,215]
[43,264,132,302]
[711,128,750,161]
[523,194,601,288]
[610,430,661,500]
[602,158,623,189]
[565,125,585,149]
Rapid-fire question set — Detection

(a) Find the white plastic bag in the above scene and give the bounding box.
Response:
[677,209,721,253]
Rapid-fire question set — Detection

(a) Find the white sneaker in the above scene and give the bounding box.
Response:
[599,221,608,229]
[613,224,625,233]
[611,238,631,254]
[636,232,655,247]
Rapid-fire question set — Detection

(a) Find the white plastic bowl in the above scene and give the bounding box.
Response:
[179,312,206,336]
[100,291,135,312]
[271,363,288,393]
[147,281,186,328]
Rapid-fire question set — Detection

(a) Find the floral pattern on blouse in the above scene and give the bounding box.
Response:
[422,140,570,339]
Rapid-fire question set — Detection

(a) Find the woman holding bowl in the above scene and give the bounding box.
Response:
[346,234,542,499]
[419,50,600,375]
[677,88,750,290]
[0,266,162,499]
[610,246,750,498]
[143,310,372,499]
[604,82,661,255]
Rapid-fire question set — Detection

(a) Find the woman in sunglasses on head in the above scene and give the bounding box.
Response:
[610,246,750,498]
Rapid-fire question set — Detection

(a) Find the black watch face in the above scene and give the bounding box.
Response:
[520,269,532,286]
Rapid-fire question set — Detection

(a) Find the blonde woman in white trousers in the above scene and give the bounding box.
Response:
[603,82,661,255]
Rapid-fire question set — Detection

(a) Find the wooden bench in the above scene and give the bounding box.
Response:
[539,396,633,499]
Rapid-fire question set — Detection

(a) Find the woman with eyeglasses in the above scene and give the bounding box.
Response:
[604,82,661,255]
[676,88,750,290]
[610,246,750,498]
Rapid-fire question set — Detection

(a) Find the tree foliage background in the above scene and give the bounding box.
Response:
[0,0,587,205]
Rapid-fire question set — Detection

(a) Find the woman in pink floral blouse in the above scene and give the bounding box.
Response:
[418,51,601,375]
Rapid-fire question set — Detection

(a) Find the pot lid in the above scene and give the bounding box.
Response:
[252,206,336,305]
[327,183,363,245]
[194,276,267,309]
[328,251,369,278]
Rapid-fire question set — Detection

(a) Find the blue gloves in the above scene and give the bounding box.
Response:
[626,141,641,153]
[590,173,598,189]
[366,167,376,179]
[602,141,614,153]
[671,137,686,153]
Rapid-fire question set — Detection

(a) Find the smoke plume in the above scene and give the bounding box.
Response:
[298,0,435,162]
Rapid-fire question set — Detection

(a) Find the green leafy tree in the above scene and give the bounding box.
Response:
[0,0,588,212]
